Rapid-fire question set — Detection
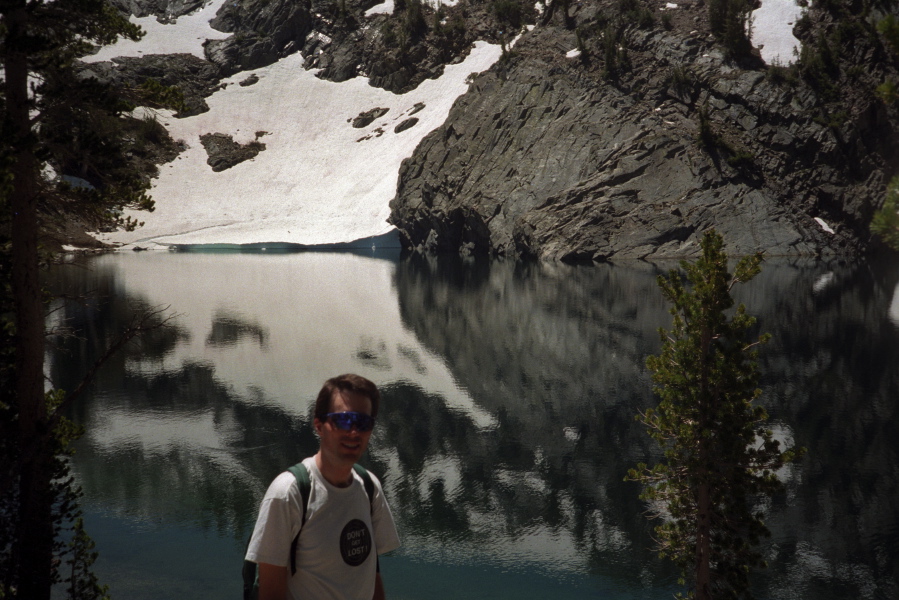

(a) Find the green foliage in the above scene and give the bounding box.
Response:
[402,0,428,42]
[136,78,187,114]
[668,65,695,96]
[65,518,110,600]
[2,4,158,235]
[877,13,899,54]
[431,7,467,54]
[708,0,753,59]
[871,176,899,250]
[618,0,655,29]
[697,105,717,149]
[629,231,803,600]
[380,21,398,47]
[798,34,840,99]
[493,0,523,30]
[136,113,167,146]
[875,78,899,104]
[1,0,156,596]
[602,24,631,80]
[575,27,587,55]
[696,108,756,170]
[725,150,755,168]
[661,11,673,30]
[812,109,848,129]
[765,61,799,86]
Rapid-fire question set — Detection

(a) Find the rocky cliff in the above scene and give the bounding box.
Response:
[92,0,898,258]
[389,1,899,259]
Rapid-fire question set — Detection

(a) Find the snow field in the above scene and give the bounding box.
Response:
[84,0,501,248]
[99,43,500,248]
[84,0,231,62]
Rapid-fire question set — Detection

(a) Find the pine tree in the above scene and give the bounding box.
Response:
[66,518,111,600]
[1,0,156,597]
[628,231,803,600]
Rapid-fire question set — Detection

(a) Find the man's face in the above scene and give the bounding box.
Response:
[314,390,374,470]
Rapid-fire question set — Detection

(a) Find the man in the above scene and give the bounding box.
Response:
[246,374,401,600]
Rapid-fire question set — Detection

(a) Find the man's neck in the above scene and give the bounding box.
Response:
[314,452,354,487]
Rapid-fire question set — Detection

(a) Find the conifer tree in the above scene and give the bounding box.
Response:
[1,0,158,598]
[629,231,802,600]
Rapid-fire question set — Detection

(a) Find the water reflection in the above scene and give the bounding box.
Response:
[45,252,899,600]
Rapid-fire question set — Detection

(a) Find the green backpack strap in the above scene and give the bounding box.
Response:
[352,463,376,509]
[352,464,379,572]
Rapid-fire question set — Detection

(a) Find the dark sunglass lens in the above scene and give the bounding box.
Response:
[356,414,374,432]
[330,414,350,430]
[328,412,374,432]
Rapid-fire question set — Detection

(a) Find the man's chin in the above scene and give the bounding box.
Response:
[342,451,363,463]
[337,447,364,462]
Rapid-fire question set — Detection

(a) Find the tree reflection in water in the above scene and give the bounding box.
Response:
[45,252,899,600]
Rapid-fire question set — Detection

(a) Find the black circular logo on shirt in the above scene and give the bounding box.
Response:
[340,519,371,566]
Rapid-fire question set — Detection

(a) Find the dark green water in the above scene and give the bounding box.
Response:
[46,251,899,600]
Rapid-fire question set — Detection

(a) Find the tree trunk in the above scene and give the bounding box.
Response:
[695,482,712,600]
[5,1,56,597]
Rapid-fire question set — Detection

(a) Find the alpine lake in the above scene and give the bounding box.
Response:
[45,249,899,600]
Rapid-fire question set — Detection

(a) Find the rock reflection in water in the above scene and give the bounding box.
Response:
[44,252,899,600]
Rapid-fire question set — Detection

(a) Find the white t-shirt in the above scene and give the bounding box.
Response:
[246,457,401,600]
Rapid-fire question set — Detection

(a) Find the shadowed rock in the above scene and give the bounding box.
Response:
[199,133,266,172]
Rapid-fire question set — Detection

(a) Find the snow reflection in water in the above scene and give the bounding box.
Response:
[47,252,899,600]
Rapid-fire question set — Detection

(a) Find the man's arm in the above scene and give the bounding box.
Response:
[373,572,386,600]
[258,562,289,600]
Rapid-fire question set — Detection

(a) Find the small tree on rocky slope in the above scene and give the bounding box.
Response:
[629,231,802,600]
[871,175,899,251]
[708,0,754,59]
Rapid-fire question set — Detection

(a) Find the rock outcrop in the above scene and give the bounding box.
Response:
[199,133,267,171]
[204,0,314,75]
[109,0,204,20]
[389,3,899,259]
[79,53,222,117]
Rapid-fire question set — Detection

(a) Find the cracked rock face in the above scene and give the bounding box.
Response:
[204,0,314,76]
[389,21,897,260]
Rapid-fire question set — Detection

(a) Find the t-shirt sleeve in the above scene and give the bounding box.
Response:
[369,473,401,555]
[245,471,303,567]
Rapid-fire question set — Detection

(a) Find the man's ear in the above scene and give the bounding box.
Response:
[313,418,323,435]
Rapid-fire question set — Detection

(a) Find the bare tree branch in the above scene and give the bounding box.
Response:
[49,305,176,424]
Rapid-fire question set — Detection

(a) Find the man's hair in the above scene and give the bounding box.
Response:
[313,374,381,421]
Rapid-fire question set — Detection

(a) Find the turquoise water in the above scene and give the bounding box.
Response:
[47,252,899,599]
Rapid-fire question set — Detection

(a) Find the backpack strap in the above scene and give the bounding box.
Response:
[284,462,376,576]
[352,463,376,509]
[352,464,379,573]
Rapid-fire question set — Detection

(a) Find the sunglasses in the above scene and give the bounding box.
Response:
[324,411,375,432]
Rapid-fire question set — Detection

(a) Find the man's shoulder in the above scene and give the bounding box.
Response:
[352,464,385,492]
[264,458,316,500]
[263,471,299,501]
